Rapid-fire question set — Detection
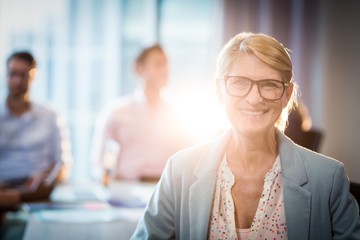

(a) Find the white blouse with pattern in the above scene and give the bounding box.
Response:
[207,156,288,240]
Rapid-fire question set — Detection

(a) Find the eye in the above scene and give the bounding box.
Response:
[262,81,282,90]
[229,78,250,88]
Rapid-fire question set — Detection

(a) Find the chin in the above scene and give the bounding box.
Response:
[231,117,275,137]
[10,91,26,97]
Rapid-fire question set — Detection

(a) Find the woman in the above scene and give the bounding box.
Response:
[131,33,360,239]
[91,45,192,181]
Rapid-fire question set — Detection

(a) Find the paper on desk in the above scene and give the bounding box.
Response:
[33,208,144,224]
[22,202,110,212]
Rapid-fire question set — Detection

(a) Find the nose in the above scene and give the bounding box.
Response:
[245,84,263,105]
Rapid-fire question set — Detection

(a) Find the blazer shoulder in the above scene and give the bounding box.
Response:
[294,144,346,187]
[296,144,343,170]
[279,131,342,172]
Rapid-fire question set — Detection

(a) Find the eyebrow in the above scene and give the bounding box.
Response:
[226,76,284,82]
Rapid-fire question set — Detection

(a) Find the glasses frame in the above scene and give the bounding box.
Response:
[223,76,291,101]
[7,70,30,80]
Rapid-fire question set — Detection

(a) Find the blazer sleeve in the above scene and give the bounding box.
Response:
[131,159,176,240]
[330,164,360,239]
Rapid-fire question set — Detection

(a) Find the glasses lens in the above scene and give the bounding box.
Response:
[226,77,286,100]
[259,80,285,100]
[226,77,252,97]
[8,71,28,79]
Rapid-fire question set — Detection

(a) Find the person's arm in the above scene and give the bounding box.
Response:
[131,159,176,239]
[20,114,72,202]
[0,189,20,209]
[0,189,20,225]
[91,106,116,181]
[330,164,360,239]
[19,176,55,202]
[52,114,72,183]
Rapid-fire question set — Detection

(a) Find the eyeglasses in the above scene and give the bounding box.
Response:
[7,71,30,80]
[224,76,290,101]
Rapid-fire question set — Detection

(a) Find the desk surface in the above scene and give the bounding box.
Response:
[23,181,156,240]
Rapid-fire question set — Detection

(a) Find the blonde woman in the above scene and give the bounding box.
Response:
[132,33,360,239]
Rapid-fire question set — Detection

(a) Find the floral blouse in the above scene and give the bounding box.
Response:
[207,155,288,240]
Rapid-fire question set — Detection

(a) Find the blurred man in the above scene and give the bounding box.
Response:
[92,45,192,182]
[0,51,72,204]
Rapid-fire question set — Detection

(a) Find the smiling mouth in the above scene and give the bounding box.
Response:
[240,109,268,117]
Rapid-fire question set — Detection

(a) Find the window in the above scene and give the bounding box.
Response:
[0,0,221,181]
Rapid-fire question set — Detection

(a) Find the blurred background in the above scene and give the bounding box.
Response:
[1,0,359,183]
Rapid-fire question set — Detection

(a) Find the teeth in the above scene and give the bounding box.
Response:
[241,110,265,116]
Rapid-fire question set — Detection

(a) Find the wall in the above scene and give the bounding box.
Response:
[319,1,360,182]
[0,0,220,181]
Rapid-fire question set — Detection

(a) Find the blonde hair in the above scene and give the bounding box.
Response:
[216,32,298,132]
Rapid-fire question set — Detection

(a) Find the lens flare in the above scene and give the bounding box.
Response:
[169,88,230,143]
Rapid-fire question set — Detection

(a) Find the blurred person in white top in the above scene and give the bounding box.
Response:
[91,45,192,182]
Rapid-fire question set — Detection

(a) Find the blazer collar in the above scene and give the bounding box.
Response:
[192,129,309,186]
[189,130,232,239]
[277,131,309,186]
[277,132,312,239]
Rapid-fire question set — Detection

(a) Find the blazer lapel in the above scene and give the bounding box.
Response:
[189,171,218,239]
[189,130,232,240]
[278,132,312,240]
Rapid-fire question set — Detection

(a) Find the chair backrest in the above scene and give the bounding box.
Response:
[350,182,360,214]
[285,128,323,152]
[301,130,323,152]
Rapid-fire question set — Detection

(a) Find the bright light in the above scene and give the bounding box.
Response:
[167,87,230,143]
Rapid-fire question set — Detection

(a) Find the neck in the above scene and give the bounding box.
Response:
[7,93,31,116]
[143,86,162,109]
[227,128,278,170]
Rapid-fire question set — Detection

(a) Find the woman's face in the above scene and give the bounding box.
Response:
[137,50,168,91]
[220,53,292,137]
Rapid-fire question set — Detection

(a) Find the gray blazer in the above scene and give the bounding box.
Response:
[132,130,360,240]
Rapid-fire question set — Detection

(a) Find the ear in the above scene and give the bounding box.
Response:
[216,79,224,103]
[29,68,37,83]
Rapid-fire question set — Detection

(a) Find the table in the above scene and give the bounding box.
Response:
[22,181,156,240]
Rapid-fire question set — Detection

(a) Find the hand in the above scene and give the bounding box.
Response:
[0,189,20,210]
[20,174,45,193]
[20,178,55,202]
